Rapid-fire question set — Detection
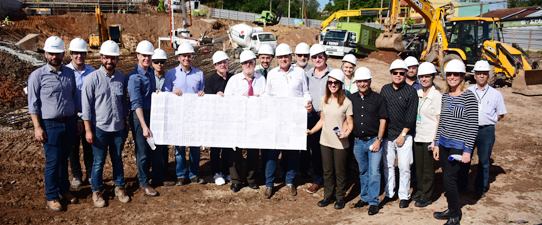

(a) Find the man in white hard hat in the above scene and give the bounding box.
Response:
[205,50,233,186]
[162,43,206,186]
[294,42,313,73]
[262,43,312,199]
[404,56,422,90]
[28,36,80,212]
[458,60,507,198]
[66,38,95,189]
[348,67,388,216]
[224,50,266,193]
[81,40,130,208]
[304,43,335,194]
[380,59,418,208]
[150,48,172,181]
[128,40,174,197]
[255,44,274,79]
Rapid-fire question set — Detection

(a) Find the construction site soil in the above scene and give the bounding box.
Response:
[1,11,542,225]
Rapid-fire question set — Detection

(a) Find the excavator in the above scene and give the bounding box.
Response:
[375,0,542,89]
[88,6,124,49]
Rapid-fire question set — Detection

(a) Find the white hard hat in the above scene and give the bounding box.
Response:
[258,44,274,56]
[152,48,167,60]
[240,50,256,64]
[275,43,292,57]
[99,40,120,56]
[69,38,88,52]
[310,44,325,57]
[389,59,408,71]
[444,59,466,73]
[342,54,357,66]
[295,42,310,55]
[328,69,345,84]
[136,40,155,55]
[404,56,419,67]
[212,51,229,64]
[473,60,491,72]
[44,36,66,53]
[176,43,195,55]
[354,67,373,81]
[417,62,437,76]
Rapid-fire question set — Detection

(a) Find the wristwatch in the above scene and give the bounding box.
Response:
[376,137,383,142]
[401,132,407,137]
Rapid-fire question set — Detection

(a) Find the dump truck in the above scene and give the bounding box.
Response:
[319,22,383,57]
[227,23,277,58]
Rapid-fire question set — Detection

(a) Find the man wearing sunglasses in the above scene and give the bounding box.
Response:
[380,59,418,209]
[303,43,335,194]
[262,43,312,199]
[255,44,275,79]
[152,48,168,91]
[205,51,233,186]
[294,42,313,73]
[66,38,95,189]
[162,43,206,186]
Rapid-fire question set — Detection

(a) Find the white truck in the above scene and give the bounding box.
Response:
[227,23,277,58]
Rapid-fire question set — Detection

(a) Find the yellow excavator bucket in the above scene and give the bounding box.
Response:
[375,32,405,52]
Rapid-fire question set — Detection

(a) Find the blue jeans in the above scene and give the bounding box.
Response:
[265,150,300,187]
[175,146,201,179]
[458,125,495,195]
[353,137,382,206]
[90,126,126,192]
[42,116,77,201]
[130,110,164,187]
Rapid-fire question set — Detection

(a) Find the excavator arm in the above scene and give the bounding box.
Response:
[321,10,362,31]
[95,6,108,44]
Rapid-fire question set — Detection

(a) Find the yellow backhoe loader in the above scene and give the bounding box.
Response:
[88,6,123,49]
[376,0,542,90]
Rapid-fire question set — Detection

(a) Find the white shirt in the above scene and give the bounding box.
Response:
[263,65,312,102]
[293,63,313,74]
[467,84,507,126]
[224,72,266,96]
[414,86,442,143]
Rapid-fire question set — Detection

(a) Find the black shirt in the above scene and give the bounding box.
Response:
[204,72,233,94]
[348,90,388,138]
[380,82,418,139]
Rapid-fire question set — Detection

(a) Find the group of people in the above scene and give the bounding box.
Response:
[28,35,506,225]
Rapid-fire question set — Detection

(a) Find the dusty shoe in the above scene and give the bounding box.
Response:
[71,178,82,188]
[47,200,62,212]
[115,186,131,203]
[287,184,297,196]
[306,183,322,194]
[92,190,106,208]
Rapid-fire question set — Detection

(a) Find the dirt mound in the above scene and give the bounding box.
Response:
[366,50,401,64]
[263,24,320,47]
[0,50,39,113]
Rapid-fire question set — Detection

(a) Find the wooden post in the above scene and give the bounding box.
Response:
[528,30,532,50]
[512,29,516,43]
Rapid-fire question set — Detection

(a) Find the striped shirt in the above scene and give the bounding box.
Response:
[434,90,479,153]
[380,82,418,139]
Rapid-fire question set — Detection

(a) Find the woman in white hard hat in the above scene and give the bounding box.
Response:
[432,59,478,225]
[342,54,357,95]
[307,69,353,210]
[412,62,441,208]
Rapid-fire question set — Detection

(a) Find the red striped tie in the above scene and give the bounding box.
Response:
[247,79,253,96]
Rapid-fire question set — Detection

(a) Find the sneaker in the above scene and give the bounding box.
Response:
[225,175,232,182]
[214,173,226,186]
[71,178,82,188]
[115,186,131,203]
[92,190,105,208]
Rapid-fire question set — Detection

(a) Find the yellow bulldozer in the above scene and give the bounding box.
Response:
[376,0,542,90]
[88,6,123,49]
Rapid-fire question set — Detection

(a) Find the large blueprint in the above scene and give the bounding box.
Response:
[149,93,307,150]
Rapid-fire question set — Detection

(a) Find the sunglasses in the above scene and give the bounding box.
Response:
[327,80,341,86]
[297,54,309,58]
[446,73,463,77]
[215,60,228,65]
[153,60,166,65]
[392,71,406,76]
[242,61,255,65]
[311,55,325,59]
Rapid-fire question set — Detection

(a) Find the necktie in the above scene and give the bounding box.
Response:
[262,69,268,79]
[247,79,254,96]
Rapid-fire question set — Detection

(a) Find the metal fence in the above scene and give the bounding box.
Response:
[503,28,542,51]
[20,1,144,14]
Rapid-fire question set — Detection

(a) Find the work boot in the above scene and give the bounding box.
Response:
[92,190,106,208]
[115,186,131,203]
[47,200,62,212]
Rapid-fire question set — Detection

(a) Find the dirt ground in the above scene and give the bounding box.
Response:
[1,11,542,225]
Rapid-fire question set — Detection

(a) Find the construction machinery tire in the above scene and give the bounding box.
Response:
[440,54,462,78]
[488,65,497,87]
